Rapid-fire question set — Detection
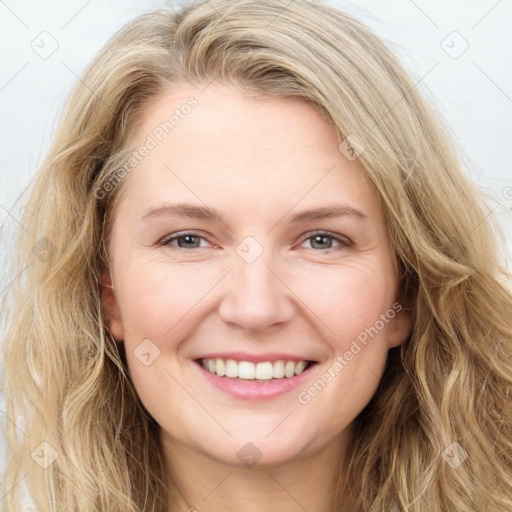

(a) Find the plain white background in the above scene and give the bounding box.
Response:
[0,0,511,478]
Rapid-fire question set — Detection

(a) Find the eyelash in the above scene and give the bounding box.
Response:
[159,230,353,251]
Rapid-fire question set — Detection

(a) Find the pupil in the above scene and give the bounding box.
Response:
[312,235,331,249]
[180,235,198,248]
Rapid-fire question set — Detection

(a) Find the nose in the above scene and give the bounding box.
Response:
[218,244,295,332]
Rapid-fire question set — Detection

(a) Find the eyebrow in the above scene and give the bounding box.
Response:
[141,203,223,222]
[141,202,368,223]
[289,205,368,222]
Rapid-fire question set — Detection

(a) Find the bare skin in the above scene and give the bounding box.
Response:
[102,83,411,511]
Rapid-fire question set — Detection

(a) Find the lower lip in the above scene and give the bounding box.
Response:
[195,361,317,400]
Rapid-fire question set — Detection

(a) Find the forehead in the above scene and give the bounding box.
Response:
[119,82,380,221]
[134,82,339,153]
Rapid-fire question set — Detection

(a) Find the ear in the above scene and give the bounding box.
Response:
[100,270,124,341]
[386,303,412,349]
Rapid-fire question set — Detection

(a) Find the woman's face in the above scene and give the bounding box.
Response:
[102,83,411,468]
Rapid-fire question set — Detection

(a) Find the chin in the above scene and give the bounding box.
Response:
[198,437,309,470]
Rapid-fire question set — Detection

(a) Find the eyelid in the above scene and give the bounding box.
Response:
[159,230,353,250]
[299,230,353,249]
[159,230,214,247]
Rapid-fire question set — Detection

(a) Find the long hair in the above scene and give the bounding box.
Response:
[2,1,511,510]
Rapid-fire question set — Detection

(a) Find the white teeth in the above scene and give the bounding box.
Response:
[200,358,311,380]
[273,360,285,378]
[294,360,307,375]
[215,358,225,377]
[284,361,296,378]
[255,362,274,380]
[225,359,238,378]
[238,361,255,379]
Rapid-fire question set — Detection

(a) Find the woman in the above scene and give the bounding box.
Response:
[2,0,511,510]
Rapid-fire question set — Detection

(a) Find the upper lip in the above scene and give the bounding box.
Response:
[195,352,316,364]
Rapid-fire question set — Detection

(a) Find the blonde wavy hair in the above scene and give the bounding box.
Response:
[2,0,511,510]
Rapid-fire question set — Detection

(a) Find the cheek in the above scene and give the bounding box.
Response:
[292,262,395,342]
[118,254,397,357]
[114,251,397,452]
[291,266,397,431]
[117,259,219,338]
[115,261,214,415]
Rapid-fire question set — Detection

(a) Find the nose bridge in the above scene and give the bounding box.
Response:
[218,236,293,330]
[235,247,274,297]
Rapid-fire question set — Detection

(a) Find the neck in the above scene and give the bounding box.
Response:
[162,430,352,512]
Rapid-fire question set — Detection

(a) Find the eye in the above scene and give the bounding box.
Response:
[160,231,212,249]
[301,231,352,250]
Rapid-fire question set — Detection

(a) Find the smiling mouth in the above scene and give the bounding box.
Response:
[195,358,317,381]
